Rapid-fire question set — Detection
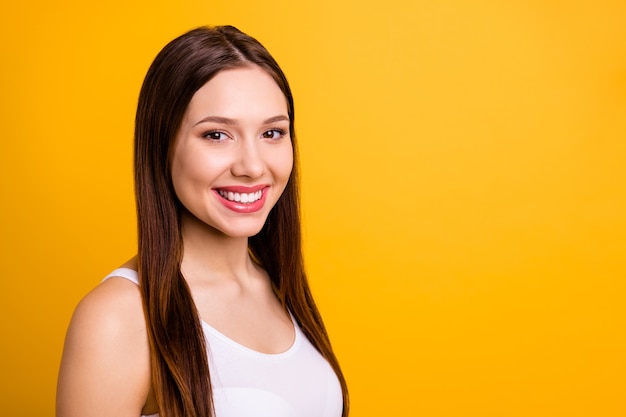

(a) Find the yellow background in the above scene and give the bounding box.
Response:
[1,1,625,415]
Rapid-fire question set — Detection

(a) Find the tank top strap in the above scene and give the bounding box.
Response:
[102,267,139,285]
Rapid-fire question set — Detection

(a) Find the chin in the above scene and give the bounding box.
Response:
[218,223,266,239]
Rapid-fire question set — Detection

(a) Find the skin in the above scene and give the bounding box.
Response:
[57,65,295,417]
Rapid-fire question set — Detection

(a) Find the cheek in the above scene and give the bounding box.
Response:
[170,149,221,202]
[171,152,198,197]
[273,143,294,182]
[170,161,193,207]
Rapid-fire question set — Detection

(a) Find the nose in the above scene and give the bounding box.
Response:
[230,138,265,178]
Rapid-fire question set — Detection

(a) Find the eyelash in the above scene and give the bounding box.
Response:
[262,128,287,140]
[202,130,230,141]
[201,128,287,141]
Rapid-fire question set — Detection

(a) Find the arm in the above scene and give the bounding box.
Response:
[56,278,153,417]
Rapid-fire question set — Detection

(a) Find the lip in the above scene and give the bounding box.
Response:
[213,185,269,213]
[215,184,267,193]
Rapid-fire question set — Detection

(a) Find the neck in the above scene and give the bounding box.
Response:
[178,211,259,285]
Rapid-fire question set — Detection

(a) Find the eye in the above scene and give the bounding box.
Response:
[262,129,287,140]
[202,131,229,141]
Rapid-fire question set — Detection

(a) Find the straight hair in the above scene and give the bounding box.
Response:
[134,25,349,417]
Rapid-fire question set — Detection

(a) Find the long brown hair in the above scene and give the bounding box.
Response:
[134,25,349,417]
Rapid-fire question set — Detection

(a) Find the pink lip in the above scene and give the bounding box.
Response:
[213,185,269,214]
[216,184,267,193]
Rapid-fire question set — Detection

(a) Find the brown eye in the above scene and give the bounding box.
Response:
[203,131,228,141]
[262,129,285,139]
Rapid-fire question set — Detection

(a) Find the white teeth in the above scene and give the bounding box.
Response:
[218,190,263,204]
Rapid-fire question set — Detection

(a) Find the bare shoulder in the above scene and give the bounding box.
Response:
[57,274,151,417]
[67,273,147,346]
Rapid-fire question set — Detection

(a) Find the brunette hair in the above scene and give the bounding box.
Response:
[134,25,348,417]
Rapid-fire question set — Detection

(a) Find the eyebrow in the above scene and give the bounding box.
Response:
[194,115,289,126]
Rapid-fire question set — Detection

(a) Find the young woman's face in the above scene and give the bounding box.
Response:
[171,65,293,238]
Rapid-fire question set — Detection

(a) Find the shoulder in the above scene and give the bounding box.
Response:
[74,275,145,338]
[57,274,151,417]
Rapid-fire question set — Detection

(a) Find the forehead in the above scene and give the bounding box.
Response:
[184,65,288,122]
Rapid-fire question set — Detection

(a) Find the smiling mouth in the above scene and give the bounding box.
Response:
[217,189,263,204]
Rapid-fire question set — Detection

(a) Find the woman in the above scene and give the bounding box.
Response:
[57,25,348,417]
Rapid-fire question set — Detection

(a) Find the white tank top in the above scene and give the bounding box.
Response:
[103,268,343,417]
